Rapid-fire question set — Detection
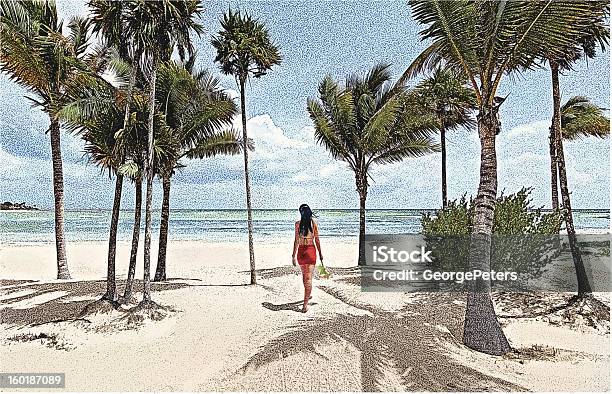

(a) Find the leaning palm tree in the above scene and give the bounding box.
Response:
[0,0,95,280]
[153,61,242,281]
[79,109,125,299]
[211,9,281,285]
[307,63,439,266]
[124,0,203,305]
[403,0,601,355]
[544,2,608,297]
[412,67,476,208]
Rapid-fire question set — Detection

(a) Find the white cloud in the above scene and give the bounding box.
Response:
[236,114,310,153]
[503,120,550,140]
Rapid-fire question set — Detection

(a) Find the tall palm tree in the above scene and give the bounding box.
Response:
[544,2,608,297]
[547,3,609,210]
[153,61,243,281]
[403,0,601,355]
[0,0,94,279]
[211,9,281,285]
[307,63,439,265]
[412,67,476,208]
[124,0,203,305]
[88,0,144,303]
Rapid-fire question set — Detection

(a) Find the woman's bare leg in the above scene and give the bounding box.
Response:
[300,264,315,312]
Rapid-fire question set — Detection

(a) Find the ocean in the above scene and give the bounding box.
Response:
[0,209,609,244]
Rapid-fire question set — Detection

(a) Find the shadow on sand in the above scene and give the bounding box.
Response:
[226,267,525,392]
[0,279,195,327]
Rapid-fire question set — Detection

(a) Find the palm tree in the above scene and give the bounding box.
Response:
[153,61,243,281]
[547,3,609,210]
[0,0,95,280]
[211,9,281,285]
[412,67,476,208]
[403,0,601,355]
[558,95,610,295]
[544,2,608,297]
[307,63,439,266]
[124,0,203,305]
[88,0,144,303]
[78,100,125,298]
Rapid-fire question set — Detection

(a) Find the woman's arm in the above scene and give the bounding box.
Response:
[292,222,299,265]
[313,221,323,262]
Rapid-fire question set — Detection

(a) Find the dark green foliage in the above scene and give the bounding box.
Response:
[422,188,563,289]
[493,189,563,235]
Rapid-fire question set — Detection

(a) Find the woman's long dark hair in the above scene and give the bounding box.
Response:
[298,204,315,236]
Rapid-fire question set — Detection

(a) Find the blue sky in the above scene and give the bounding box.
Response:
[1,0,609,210]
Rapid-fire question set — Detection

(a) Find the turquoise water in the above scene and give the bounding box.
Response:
[0,209,609,244]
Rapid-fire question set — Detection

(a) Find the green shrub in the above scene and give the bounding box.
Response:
[421,188,563,287]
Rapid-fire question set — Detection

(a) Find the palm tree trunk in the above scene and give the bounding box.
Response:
[440,126,448,208]
[549,62,560,210]
[142,52,158,304]
[117,51,140,303]
[550,64,592,296]
[462,109,510,356]
[154,176,171,281]
[356,173,367,266]
[123,177,142,301]
[123,48,139,133]
[103,174,123,302]
[49,118,71,279]
[240,78,256,285]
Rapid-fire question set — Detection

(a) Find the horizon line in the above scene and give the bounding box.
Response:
[7,207,611,212]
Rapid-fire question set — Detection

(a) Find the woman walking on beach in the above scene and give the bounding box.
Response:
[292,204,323,312]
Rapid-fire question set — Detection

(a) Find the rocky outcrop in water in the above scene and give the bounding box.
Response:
[1,201,39,210]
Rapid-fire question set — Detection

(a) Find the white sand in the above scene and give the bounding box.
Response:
[0,239,609,391]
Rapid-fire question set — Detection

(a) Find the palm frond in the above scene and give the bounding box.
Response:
[184,129,245,159]
[561,96,610,140]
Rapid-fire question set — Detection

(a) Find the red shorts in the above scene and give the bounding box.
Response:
[297,245,316,266]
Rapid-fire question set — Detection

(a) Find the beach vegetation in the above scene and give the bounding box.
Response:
[422,188,563,288]
[404,0,604,355]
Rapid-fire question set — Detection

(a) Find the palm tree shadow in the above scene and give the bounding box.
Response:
[0,279,192,327]
[233,285,524,392]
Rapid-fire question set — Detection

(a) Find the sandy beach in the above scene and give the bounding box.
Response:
[0,239,609,391]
